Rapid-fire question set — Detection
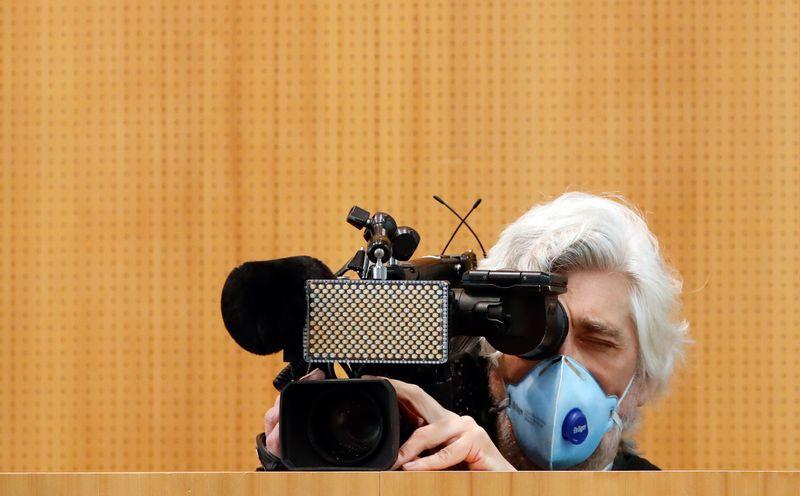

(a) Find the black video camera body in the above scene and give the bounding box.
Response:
[221,204,569,470]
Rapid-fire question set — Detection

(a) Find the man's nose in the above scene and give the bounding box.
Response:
[556,331,583,363]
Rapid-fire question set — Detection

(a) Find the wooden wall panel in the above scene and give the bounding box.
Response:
[0,1,797,470]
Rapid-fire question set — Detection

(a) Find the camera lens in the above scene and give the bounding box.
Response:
[307,385,385,466]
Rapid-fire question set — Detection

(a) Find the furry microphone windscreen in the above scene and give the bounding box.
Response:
[220,256,334,356]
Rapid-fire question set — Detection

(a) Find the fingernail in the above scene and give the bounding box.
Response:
[403,461,418,470]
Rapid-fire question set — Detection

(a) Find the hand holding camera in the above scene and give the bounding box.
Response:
[371,376,514,471]
[264,368,325,458]
[264,369,513,470]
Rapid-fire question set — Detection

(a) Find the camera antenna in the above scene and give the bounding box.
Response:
[433,195,487,258]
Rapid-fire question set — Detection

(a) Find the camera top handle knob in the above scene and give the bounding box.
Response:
[346,206,421,264]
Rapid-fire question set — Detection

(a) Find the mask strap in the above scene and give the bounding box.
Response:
[489,397,510,414]
[619,373,635,404]
[611,373,636,430]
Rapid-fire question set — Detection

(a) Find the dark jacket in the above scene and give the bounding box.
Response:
[612,450,660,470]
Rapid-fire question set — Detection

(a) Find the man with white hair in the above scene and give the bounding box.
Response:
[263,192,689,471]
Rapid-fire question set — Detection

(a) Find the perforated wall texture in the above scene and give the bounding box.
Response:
[0,1,798,470]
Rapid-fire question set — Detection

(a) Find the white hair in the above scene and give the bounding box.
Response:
[478,191,689,398]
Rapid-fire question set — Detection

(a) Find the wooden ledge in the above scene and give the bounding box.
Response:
[1,471,798,495]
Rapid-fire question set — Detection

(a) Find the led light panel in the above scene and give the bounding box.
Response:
[304,279,449,364]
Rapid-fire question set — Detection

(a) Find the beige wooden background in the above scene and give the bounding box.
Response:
[0,0,798,471]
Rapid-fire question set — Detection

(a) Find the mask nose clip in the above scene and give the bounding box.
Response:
[537,355,565,376]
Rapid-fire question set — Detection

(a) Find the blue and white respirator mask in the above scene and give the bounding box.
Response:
[500,355,634,470]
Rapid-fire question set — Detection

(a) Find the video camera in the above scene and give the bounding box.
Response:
[220,199,570,470]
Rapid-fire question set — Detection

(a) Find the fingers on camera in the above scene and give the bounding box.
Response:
[389,379,456,423]
[263,368,322,457]
[265,423,281,457]
[300,368,325,381]
[393,416,469,469]
[265,406,279,433]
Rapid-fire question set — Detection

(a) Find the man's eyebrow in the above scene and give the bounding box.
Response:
[576,317,625,342]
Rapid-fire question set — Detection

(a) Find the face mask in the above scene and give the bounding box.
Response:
[501,355,634,470]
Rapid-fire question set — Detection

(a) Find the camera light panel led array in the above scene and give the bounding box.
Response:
[304,279,449,364]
